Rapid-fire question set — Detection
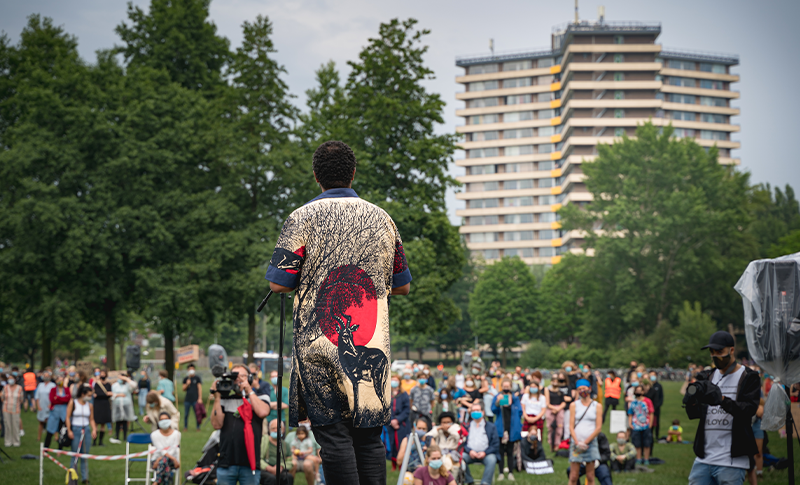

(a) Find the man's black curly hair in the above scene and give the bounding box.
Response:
[312,140,357,190]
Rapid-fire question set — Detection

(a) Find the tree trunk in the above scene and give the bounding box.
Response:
[418,348,424,363]
[118,336,125,371]
[502,347,508,368]
[41,324,52,370]
[164,326,175,380]
[247,305,256,364]
[105,307,116,371]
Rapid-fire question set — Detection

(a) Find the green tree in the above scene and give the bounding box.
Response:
[537,254,591,344]
[749,184,800,257]
[667,301,717,365]
[560,123,755,346]
[769,230,800,257]
[469,257,538,366]
[115,0,230,94]
[298,19,464,336]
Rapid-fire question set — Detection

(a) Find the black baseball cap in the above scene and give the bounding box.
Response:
[701,331,735,350]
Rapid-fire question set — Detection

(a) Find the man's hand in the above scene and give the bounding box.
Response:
[469,450,478,459]
[391,283,410,296]
[391,419,399,430]
[616,455,625,462]
[476,451,486,459]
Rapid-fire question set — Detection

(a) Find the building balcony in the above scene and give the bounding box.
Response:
[660,85,740,99]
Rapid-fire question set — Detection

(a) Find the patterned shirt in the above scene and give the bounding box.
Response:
[409,385,435,416]
[266,188,411,428]
[2,384,22,414]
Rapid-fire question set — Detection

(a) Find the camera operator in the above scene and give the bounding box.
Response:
[211,364,271,485]
[685,331,760,485]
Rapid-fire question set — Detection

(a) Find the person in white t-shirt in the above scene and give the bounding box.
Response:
[521,384,546,434]
[686,331,760,485]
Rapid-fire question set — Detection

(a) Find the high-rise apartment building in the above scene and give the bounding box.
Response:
[455,21,740,265]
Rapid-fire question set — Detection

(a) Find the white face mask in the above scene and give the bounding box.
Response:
[158,419,171,430]
[188,369,195,376]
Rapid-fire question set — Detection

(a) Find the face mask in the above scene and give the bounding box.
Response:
[457,370,462,374]
[69,372,76,377]
[416,429,427,439]
[465,380,474,387]
[650,376,657,382]
[713,352,733,370]
[403,374,411,380]
[100,375,107,380]
[188,370,195,376]
[503,389,511,394]
[429,459,443,470]
[579,390,589,398]
[413,366,419,372]
[270,431,278,439]
[271,377,278,385]
[530,387,538,394]
[635,393,643,399]
[94,372,100,377]
[118,379,124,385]
[631,382,639,388]
[617,439,627,446]
[565,366,572,372]
[418,379,427,386]
[637,372,643,378]
[471,369,479,375]
[158,419,171,430]
[470,411,483,420]
[149,402,157,408]
[12,371,18,377]
[441,392,448,399]
[423,369,430,375]
[391,381,399,388]
[7,379,14,385]
[43,375,51,382]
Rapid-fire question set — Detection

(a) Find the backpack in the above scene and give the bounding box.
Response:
[57,421,71,448]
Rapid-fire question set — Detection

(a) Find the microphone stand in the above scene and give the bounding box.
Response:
[257,289,288,482]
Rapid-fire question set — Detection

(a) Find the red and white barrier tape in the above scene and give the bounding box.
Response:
[43,446,168,461]
[42,451,70,472]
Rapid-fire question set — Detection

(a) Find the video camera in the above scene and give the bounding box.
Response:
[215,371,241,395]
[682,379,723,407]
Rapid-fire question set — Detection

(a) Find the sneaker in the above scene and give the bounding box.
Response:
[109,438,121,444]
[643,459,650,466]
[497,473,504,481]
[503,467,509,474]
[19,430,24,437]
[636,459,643,465]
[508,473,515,481]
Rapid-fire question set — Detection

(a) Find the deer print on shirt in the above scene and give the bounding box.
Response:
[334,313,388,416]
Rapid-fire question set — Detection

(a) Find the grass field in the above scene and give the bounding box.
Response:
[3,380,798,484]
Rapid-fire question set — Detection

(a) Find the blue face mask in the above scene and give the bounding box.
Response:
[637,372,643,378]
[12,371,18,377]
[650,376,657,382]
[391,381,399,388]
[270,432,278,439]
[471,411,483,420]
[631,382,639,388]
[94,372,100,377]
[418,379,427,386]
[271,377,278,385]
[441,392,448,399]
[565,367,572,372]
[429,459,443,469]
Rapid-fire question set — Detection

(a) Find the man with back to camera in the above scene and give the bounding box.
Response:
[266,140,412,485]
[211,364,271,485]
[685,331,759,485]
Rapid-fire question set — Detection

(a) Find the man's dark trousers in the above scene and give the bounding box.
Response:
[312,419,385,485]
[259,470,292,485]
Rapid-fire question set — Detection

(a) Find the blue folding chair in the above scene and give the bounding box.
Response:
[125,433,152,485]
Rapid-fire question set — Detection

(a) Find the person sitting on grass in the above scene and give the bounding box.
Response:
[413,444,456,485]
[668,419,683,443]
[609,432,636,472]
[290,425,322,485]
[150,411,181,485]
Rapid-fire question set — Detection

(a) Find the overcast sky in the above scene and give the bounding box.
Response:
[2,0,799,222]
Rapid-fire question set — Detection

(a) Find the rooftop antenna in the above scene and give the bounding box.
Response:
[575,0,579,24]
[598,5,605,23]
[489,38,494,56]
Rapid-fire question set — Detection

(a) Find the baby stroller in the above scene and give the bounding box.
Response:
[183,430,219,485]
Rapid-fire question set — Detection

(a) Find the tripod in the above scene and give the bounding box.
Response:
[257,289,288,482]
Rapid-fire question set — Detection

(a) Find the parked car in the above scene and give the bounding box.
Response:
[391,359,415,374]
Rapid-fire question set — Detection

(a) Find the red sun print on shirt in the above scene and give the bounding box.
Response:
[316,265,378,347]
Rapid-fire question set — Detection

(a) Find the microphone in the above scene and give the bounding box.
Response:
[257,290,274,313]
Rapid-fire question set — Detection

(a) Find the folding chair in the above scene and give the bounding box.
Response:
[126,433,152,485]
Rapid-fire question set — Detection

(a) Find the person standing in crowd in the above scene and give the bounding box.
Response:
[267,370,289,432]
[71,370,90,400]
[454,365,465,390]
[609,431,636,472]
[521,380,546,434]
[626,362,638,383]
[66,366,78,387]
[462,401,499,485]
[65,386,97,484]
[645,370,663,456]
[137,370,151,416]
[110,372,137,443]
[92,369,111,446]
[211,364,270,485]
[602,371,621,424]
[2,372,23,447]
[568,379,603,485]
[413,445,456,485]
[492,379,521,481]
[389,374,410,471]
[35,368,56,441]
[481,373,498,424]
[156,369,176,404]
[144,391,180,432]
[423,366,436,390]
[627,386,653,466]
[432,379,456,419]
[623,374,639,413]
[249,363,270,401]
[22,367,37,412]
[150,410,182,485]
[182,364,203,431]
[410,372,435,428]
[401,370,418,395]
[686,331,760,485]
[45,374,71,449]
[544,372,569,452]
[563,361,579,393]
